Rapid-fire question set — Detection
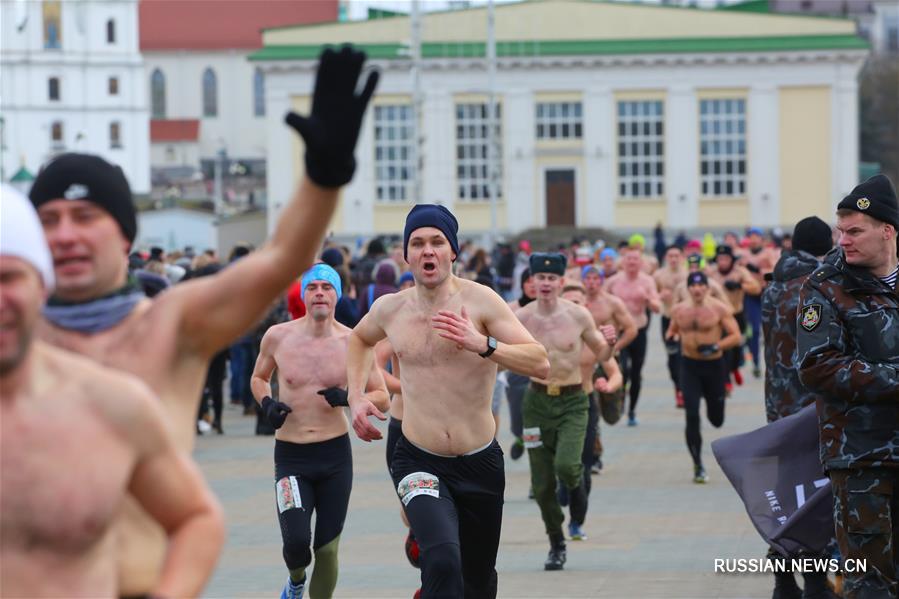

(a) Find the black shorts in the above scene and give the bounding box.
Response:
[386,416,402,474]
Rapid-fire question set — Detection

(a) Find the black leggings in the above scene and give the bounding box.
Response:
[619,325,649,417]
[581,392,598,498]
[386,416,402,474]
[727,312,747,372]
[680,357,726,468]
[391,435,505,599]
[198,350,227,423]
[660,316,681,390]
[274,435,353,571]
[506,372,530,438]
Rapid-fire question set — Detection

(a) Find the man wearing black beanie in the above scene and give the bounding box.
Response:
[760,215,835,599]
[797,174,899,599]
[346,204,549,598]
[29,45,380,598]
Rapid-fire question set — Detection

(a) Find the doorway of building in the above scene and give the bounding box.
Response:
[545,169,575,226]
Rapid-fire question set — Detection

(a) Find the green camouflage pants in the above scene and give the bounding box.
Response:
[830,467,899,599]
[522,385,588,537]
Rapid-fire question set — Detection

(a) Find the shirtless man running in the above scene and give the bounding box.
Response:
[346,204,549,598]
[0,188,222,598]
[603,246,661,426]
[706,245,760,386]
[653,245,688,406]
[251,263,388,599]
[665,272,742,483]
[583,265,636,353]
[516,253,611,570]
[740,227,778,377]
[29,47,378,596]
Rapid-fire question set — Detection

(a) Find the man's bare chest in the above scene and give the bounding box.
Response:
[587,300,613,325]
[528,313,579,354]
[276,338,347,389]
[677,307,719,332]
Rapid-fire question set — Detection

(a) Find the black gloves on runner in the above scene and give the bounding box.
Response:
[318,386,349,408]
[261,396,293,429]
[745,263,761,274]
[724,280,742,291]
[697,343,721,357]
[285,45,380,188]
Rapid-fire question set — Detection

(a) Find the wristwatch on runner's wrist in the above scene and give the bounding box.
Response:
[479,336,497,358]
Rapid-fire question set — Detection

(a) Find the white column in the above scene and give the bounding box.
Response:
[831,66,860,209]
[421,89,454,210]
[342,99,375,235]
[503,88,534,232]
[583,86,614,228]
[747,82,779,227]
[264,81,295,236]
[666,84,698,229]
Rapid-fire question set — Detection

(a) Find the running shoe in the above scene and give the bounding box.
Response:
[510,437,524,460]
[724,382,733,398]
[412,590,422,599]
[544,544,567,571]
[693,466,709,484]
[675,390,684,408]
[405,532,421,568]
[627,415,638,427]
[528,486,535,500]
[568,522,587,541]
[753,366,762,378]
[591,457,603,475]
[732,369,744,386]
[280,576,306,599]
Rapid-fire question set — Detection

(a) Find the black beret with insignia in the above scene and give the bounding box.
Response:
[529,252,567,276]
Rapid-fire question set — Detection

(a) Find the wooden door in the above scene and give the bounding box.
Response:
[545,169,575,226]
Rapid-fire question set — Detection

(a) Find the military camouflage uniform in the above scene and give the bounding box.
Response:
[762,250,824,423]
[797,249,899,599]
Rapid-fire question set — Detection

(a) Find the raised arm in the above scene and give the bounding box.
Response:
[347,301,389,441]
[126,382,225,599]
[175,46,379,358]
[431,286,549,379]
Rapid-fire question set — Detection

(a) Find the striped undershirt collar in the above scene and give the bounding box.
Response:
[880,264,898,290]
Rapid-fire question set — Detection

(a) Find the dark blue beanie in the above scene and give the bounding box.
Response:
[403,204,459,261]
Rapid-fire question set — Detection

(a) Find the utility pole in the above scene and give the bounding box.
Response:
[410,0,423,203]
[486,0,499,245]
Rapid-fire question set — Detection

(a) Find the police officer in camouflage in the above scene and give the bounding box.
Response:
[762,216,836,599]
[797,174,899,599]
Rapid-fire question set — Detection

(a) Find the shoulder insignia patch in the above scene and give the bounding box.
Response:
[800,304,822,332]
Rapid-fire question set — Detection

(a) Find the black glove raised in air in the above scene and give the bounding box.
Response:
[317,386,349,408]
[724,280,742,291]
[285,45,380,188]
[261,396,293,429]
[697,343,721,357]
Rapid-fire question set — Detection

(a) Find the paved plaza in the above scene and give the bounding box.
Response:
[198,320,778,598]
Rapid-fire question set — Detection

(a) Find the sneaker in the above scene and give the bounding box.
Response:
[544,544,567,571]
[280,576,306,599]
[627,415,638,427]
[568,522,587,541]
[404,532,421,568]
[528,486,535,500]
[510,437,524,460]
[591,458,603,475]
[197,419,212,434]
[675,390,684,408]
[693,466,709,484]
[753,366,762,378]
[732,369,744,386]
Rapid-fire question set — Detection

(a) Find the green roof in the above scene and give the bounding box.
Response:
[250,34,867,61]
[719,0,772,14]
[9,166,34,183]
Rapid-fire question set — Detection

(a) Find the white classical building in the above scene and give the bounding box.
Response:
[0,0,149,193]
[254,0,868,236]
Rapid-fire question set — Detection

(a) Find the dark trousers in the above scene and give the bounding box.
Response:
[198,350,228,424]
[743,295,762,368]
[680,357,726,468]
[661,315,681,390]
[830,467,899,599]
[506,372,530,439]
[581,393,599,499]
[727,312,747,372]
[619,325,649,417]
[391,435,505,599]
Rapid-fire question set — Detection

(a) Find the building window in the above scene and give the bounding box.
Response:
[108,77,119,96]
[48,77,60,101]
[43,1,62,49]
[455,103,502,201]
[151,69,165,118]
[373,105,414,202]
[536,102,582,140]
[617,100,664,198]
[106,19,115,43]
[110,122,121,148]
[253,68,265,117]
[202,68,217,117]
[699,99,746,197]
[50,121,64,149]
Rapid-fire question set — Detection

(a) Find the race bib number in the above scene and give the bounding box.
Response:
[276,476,303,513]
[523,426,543,449]
[397,472,440,506]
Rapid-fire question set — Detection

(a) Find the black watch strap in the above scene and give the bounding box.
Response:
[479,336,497,358]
